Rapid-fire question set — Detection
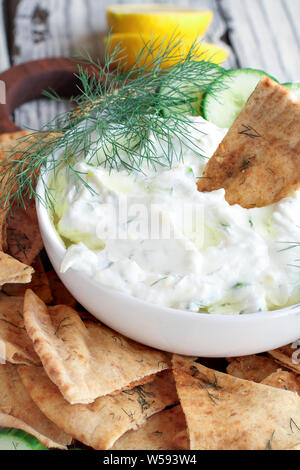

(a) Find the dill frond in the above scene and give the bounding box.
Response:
[0,34,224,213]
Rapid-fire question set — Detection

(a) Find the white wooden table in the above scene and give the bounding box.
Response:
[1,0,300,129]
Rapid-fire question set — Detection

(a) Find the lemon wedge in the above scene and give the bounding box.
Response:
[106,4,213,39]
[105,33,228,70]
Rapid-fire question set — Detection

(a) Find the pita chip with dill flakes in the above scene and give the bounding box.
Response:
[198,77,300,208]
[0,252,33,286]
[226,355,279,383]
[0,293,40,365]
[112,405,186,450]
[0,132,31,246]
[18,366,178,450]
[172,354,300,450]
[23,289,171,404]
[268,344,300,374]
[0,363,72,449]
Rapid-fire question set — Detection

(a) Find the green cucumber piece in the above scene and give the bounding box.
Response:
[0,428,47,450]
[159,62,225,117]
[202,68,278,128]
[283,82,300,99]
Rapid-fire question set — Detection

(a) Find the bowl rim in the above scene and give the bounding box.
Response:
[36,165,300,324]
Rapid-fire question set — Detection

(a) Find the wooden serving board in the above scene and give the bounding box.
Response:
[0,57,82,134]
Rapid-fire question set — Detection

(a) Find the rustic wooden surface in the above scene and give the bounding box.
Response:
[1,0,300,130]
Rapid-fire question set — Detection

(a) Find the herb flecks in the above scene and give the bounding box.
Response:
[0,318,25,330]
[290,417,300,433]
[7,228,30,258]
[233,282,249,289]
[54,317,73,337]
[266,431,275,450]
[121,407,135,423]
[200,373,222,405]
[241,156,255,171]
[239,124,262,139]
[189,367,222,405]
[190,365,200,377]
[123,385,155,414]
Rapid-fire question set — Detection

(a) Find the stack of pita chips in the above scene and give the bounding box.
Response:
[198,76,300,208]
[2,280,300,451]
[1,287,179,450]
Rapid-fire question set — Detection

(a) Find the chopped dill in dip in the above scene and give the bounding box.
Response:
[52,116,300,314]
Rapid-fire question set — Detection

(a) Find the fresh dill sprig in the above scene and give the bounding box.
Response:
[0,34,223,213]
[290,417,300,433]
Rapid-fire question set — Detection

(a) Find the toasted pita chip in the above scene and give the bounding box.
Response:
[172,429,190,450]
[112,405,186,450]
[0,293,40,365]
[268,344,300,374]
[2,256,52,304]
[46,270,76,307]
[0,251,33,285]
[173,354,300,450]
[262,370,300,395]
[226,355,279,383]
[23,290,170,404]
[0,364,71,449]
[18,366,178,450]
[5,198,43,265]
[198,77,300,208]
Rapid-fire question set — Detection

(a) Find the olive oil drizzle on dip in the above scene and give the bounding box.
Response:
[53,117,300,315]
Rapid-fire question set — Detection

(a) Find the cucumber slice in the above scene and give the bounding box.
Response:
[283,82,300,100]
[0,428,47,450]
[160,62,225,117]
[202,68,278,128]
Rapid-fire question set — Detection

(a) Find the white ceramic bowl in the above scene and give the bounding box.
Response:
[36,178,300,357]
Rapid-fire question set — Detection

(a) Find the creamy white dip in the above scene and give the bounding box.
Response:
[52,117,300,314]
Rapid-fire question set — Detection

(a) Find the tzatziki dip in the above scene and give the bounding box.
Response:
[52,117,300,314]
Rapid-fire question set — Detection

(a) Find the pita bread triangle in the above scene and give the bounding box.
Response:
[172,354,300,450]
[23,289,171,404]
[0,252,33,286]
